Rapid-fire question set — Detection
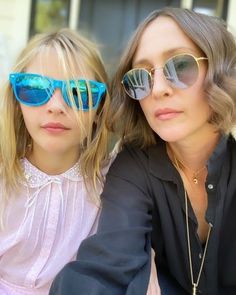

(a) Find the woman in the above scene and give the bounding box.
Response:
[50,7,236,295]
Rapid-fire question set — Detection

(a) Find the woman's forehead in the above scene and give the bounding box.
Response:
[134,16,200,63]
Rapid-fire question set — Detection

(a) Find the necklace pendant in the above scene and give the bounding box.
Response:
[192,284,197,295]
[193,177,198,184]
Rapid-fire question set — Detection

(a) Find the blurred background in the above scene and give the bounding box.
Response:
[0,0,235,81]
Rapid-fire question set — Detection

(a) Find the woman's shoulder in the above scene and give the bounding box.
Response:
[118,140,165,161]
[226,133,236,153]
[106,140,165,180]
[112,142,149,166]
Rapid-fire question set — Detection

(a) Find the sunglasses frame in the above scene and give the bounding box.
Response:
[9,72,107,111]
[121,53,208,100]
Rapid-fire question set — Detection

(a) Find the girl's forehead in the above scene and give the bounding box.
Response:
[26,48,95,80]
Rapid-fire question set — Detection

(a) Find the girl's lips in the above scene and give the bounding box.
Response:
[41,123,70,133]
[154,109,182,120]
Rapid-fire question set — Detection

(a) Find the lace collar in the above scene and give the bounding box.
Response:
[21,158,83,188]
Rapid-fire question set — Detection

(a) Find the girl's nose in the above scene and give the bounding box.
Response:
[46,89,68,113]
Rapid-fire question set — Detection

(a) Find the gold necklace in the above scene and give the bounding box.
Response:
[184,190,212,295]
[167,146,212,294]
[174,156,206,185]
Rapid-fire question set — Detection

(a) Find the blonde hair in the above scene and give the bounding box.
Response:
[110,7,236,148]
[0,28,110,217]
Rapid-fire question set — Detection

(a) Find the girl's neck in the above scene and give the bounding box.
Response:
[27,149,80,175]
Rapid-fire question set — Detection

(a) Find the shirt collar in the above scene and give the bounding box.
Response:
[206,134,228,178]
[21,158,83,188]
[148,139,177,182]
[148,135,229,183]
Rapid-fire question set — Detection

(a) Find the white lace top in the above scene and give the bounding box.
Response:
[0,158,105,295]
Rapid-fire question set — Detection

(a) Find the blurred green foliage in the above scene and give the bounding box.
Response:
[33,0,70,33]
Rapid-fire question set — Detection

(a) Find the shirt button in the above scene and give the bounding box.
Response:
[207,184,214,190]
[199,253,202,259]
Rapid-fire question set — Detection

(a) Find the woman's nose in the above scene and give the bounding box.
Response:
[151,69,173,99]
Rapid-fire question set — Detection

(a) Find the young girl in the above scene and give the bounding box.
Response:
[0,28,110,294]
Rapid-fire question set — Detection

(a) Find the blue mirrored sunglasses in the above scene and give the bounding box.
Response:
[9,73,107,111]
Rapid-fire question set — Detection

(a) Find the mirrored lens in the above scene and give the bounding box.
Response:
[68,80,104,110]
[15,74,52,105]
[164,55,198,88]
[122,68,152,100]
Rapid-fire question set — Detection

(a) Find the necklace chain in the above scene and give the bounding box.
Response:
[167,145,212,294]
[173,155,206,185]
[184,190,212,294]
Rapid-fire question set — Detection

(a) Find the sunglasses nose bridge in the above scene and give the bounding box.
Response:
[150,66,174,97]
[152,66,164,73]
[51,79,67,100]
[151,66,166,83]
[47,79,68,110]
[150,67,165,81]
[53,79,64,92]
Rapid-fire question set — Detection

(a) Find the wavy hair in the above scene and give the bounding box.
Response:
[0,28,110,217]
[110,7,236,148]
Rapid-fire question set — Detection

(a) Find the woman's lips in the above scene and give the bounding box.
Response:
[154,108,182,120]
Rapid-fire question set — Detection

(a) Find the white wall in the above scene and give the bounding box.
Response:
[227,0,236,36]
[0,0,32,80]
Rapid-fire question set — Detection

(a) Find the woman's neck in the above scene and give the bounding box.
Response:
[167,131,220,171]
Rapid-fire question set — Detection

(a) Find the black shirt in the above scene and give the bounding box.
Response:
[50,135,236,295]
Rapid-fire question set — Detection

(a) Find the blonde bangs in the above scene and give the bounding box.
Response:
[47,32,110,203]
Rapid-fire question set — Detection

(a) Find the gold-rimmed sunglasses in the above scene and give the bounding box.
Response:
[121,53,208,100]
